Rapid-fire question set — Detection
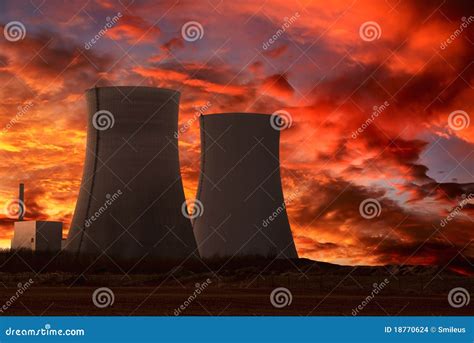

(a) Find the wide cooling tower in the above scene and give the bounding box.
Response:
[193,113,298,259]
[66,86,197,260]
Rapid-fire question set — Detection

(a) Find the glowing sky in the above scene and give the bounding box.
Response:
[0,0,472,272]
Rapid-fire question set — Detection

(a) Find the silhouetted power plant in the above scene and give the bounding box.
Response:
[193,113,298,259]
[65,87,197,259]
[12,87,298,261]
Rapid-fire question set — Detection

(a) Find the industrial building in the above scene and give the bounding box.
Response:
[193,113,298,259]
[11,221,63,252]
[65,86,198,259]
[10,183,63,253]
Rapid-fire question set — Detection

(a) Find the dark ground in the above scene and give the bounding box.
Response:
[0,250,472,316]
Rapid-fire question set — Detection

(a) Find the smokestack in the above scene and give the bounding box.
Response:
[65,86,197,260]
[18,183,24,221]
[193,113,298,259]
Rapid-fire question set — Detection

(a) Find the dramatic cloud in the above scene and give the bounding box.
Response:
[0,1,472,274]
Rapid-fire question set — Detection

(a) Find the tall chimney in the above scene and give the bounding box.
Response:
[18,183,24,221]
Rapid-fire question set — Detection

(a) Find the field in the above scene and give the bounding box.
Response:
[0,251,472,316]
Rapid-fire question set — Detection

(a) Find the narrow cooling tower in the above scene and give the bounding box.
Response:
[66,86,197,260]
[193,113,298,259]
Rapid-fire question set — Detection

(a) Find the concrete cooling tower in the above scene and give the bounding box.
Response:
[193,113,298,259]
[66,86,197,260]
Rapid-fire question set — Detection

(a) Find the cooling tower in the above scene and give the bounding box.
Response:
[193,113,298,259]
[66,86,197,260]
